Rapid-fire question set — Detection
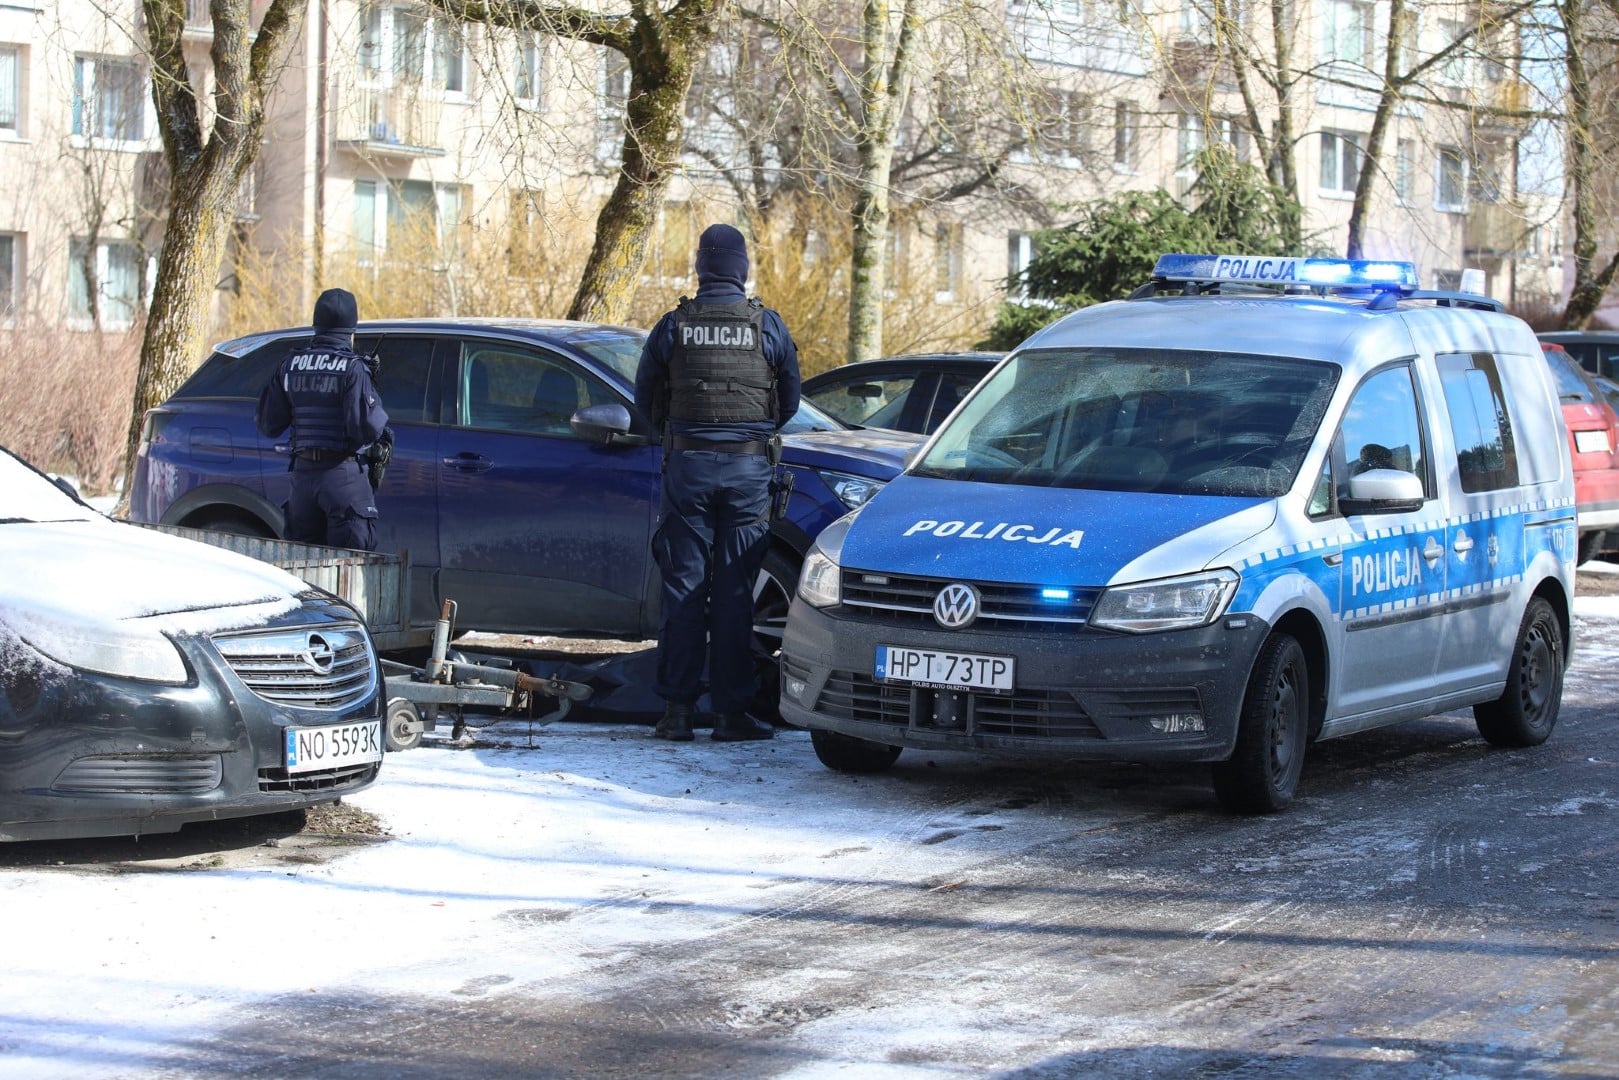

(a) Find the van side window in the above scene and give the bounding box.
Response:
[1336,364,1428,503]
[457,343,615,437]
[1436,352,1519,493]
[354,335,435,423]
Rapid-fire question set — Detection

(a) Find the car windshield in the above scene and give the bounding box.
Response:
[0,450,100,524]
[913,347,1338,497]
[564,327,649,382]
[782,398,847,434]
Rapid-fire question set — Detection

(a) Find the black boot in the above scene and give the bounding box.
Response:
[653,702,694,742]
[712,710,774,742]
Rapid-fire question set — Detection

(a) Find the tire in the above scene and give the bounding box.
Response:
[187,510,273,538]
[1578,531,1600,566]
[810,729,902,773]
[1212,633,1309,814]
[385,697,423,752]
[1474,596,1563,748]
[748,548,800,724]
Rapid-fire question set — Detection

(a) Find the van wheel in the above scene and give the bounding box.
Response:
[1212,633,1308,814]
[385,697,423,752]
[1578,531,1601,565]
[811,730,902,773]
[1474,597,1562,748]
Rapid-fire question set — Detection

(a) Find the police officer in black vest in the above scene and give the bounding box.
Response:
[255,288,390,551]
[634,224,802,742]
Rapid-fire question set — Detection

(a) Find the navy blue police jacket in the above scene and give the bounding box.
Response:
[633,284,802,445]
[255,330,389,456]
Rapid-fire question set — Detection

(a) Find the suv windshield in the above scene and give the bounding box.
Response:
[913,347,1338,497]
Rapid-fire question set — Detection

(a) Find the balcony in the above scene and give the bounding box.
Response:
[332,79,446,158]
[1160,38,1222,99]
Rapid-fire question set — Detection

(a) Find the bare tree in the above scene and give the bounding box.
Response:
[1560,0,1619,326]
[119,0,308,499]
[428,0,730,324]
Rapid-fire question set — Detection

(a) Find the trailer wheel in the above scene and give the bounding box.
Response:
[385,697,423,752]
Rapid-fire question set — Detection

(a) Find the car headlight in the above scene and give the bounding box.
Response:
[7,609,190,684]
[819,470,885,510]
[1089,569,1239,634]
[798,550,842,607]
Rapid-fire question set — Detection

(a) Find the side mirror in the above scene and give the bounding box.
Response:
[570,403,636,445]
[1341,468,1424,514]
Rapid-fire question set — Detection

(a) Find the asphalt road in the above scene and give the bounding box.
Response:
[165,613,1618,1077]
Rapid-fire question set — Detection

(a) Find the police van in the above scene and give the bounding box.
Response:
[779,254,1577,812]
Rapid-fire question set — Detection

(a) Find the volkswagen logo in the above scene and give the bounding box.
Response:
[301,632,336,675]
[933,583,980,629]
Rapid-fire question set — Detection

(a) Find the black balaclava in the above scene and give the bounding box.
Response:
[312,288,358,335]
[693,224,749,297]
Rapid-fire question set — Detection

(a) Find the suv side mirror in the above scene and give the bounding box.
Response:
[570,403,638,445]
[1341,468,1425,514]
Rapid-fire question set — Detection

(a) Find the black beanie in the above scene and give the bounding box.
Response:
[693,224,749,292]
[312,288,358,331]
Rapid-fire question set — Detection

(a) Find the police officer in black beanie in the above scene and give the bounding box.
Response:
[255,288,390,551]
[634,223,802,742]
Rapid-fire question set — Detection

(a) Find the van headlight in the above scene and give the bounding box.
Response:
[1089,569,1239,634]
[798,550,842,607]
[819,470,884,510]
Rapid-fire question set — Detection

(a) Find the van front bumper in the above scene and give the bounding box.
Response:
[779,598,1271,762]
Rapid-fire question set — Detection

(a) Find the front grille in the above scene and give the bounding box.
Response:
[258,761,378,793]
[814,669,1102,740]
[841,571,1099,631]
[213,622,376,711]
[53,755,222,794]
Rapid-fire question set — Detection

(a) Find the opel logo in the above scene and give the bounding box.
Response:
[301,632,336,675]
[933,583,980,629]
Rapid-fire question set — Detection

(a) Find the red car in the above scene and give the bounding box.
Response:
[1542,342,1619,562]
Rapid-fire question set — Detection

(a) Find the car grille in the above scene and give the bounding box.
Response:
[53,755,223,794]
[258,761,379,793]
[813,669,1104,739]
[840,571,1100,630]
[213,622,376,711]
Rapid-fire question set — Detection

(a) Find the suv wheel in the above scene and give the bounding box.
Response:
[749,548,800,723]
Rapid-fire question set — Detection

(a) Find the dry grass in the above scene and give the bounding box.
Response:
[0,319,142,494]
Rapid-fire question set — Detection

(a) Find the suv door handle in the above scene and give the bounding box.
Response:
[443,453,494,472]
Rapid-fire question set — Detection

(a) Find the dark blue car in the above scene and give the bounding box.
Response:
[128,318,919,658]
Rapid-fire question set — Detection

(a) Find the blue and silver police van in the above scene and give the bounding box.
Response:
[779,254,1578,813]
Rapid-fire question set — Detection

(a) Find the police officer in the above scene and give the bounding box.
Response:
[255,288,390,551]
[634,223,802,742]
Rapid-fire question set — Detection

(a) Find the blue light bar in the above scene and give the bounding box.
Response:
[1152,254,1419,291]
[1041,588,1072,601]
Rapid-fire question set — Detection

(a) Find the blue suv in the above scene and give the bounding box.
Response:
[129,318,919,655]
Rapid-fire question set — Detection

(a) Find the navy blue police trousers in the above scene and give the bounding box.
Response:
[652,449,772,715]
[286,458,378,551]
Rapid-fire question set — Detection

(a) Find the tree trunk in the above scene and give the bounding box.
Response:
[1345,0,1405,260]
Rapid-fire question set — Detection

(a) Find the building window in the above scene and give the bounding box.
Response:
[1113,100,1137,168]
[1436,145,1468,212]
[515,31,541,104]
[1211,114,1248,161]
[1175,112,1203,197]
[1008,230,1037,296]
[72,55,146,142]
[597,48,630,156]
[68,238,145,328]
[1394,137,1415,201]
[1320,129,1361,195]
[1040,88,1086,162]
[1438,19,1469,85]
[1322,0,1373,67]
[359,4,466,93]
[353,179,378,262]
[0,233,17,316]
[1179,0,1212,42]
[934,221,963,299]
[0,45,19,136]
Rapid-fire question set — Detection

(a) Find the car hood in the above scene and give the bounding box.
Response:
[837,475,1270,585]
[781,427,922,479]
[0,519,307,643]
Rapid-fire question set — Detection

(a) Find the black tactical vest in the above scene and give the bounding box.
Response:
[667,297,774,424]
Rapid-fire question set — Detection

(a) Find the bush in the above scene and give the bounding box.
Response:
[0,320,141,495]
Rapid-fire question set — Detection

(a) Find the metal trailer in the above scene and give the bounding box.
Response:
[379,600,592,751]
[133,525,591,751]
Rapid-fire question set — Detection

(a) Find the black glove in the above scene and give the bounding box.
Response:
[365,427,394,490]
[365,352,382,384]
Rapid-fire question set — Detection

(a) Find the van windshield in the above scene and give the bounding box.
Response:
[912,347,1339,497]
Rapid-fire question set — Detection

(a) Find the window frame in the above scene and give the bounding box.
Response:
[1435,144,1469,213]
[67,236,149,330]
[71,53,151,147]
[0,232,17,319]
[1319,129,1362,197]
[0,44,21,137]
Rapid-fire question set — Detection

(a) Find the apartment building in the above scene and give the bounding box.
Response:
[0,0,1568,340]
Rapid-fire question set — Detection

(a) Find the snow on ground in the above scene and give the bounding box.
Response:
[2,499,1615,1074]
